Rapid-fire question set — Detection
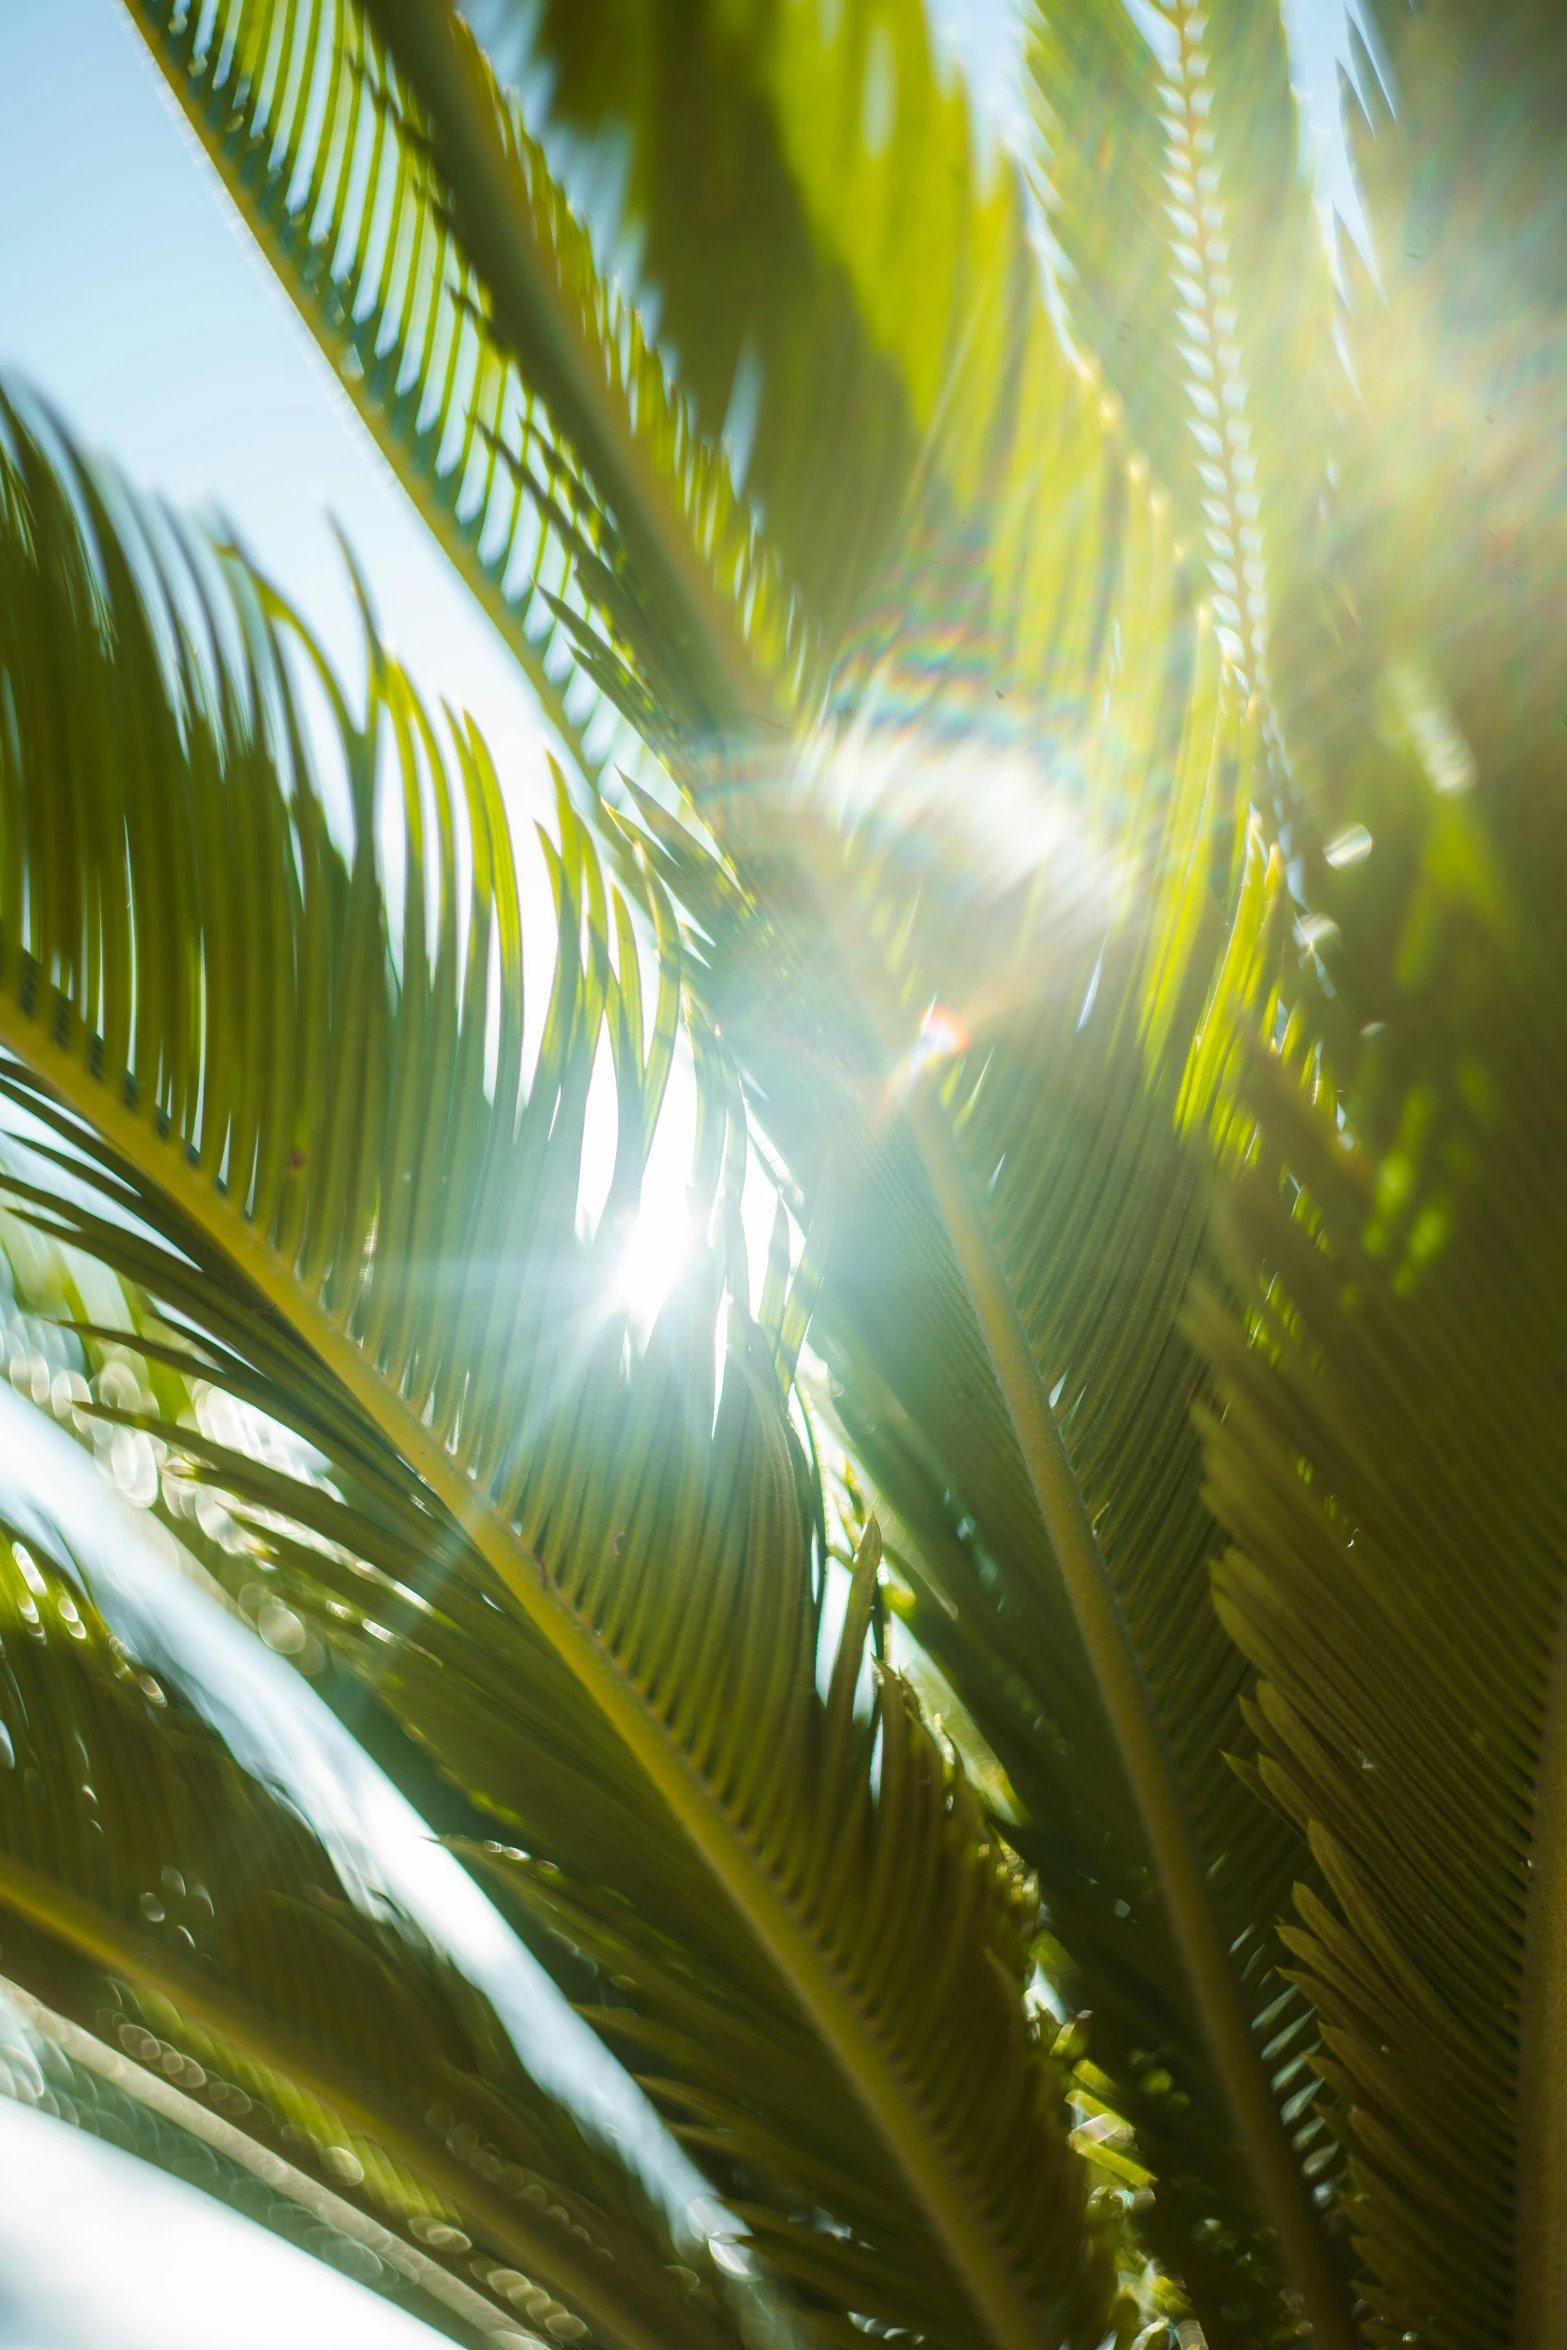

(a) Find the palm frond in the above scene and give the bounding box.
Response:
[0,1425,718,2350]
[1167,20,1567,2339]
[1343,0,1567,299]
[1320,0,1567,777]
[125,0,796,763]
[125,0,1130,790]
[624,485,1354,2340]
[460,0,1053,663]
[1029,0,1333,700]
[0,1972,546,2347]
[0,383,1108,2350]
[1029,3,1190,530]
[1188,879,1567,2348]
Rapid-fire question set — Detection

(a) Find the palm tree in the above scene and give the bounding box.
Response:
[0,3,1561,2347]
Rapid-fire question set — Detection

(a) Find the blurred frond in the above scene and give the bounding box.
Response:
[0,1474,710,2350]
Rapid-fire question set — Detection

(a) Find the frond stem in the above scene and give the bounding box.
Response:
[908,1083,1355,2350]
[1164,1,1267,699]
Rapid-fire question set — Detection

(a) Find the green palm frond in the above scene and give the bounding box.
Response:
[1029,0,1332,701]
[0,1972,550,2346]
[1321,2,1567,773]
[1172,20,1567,2346]
[1029,4,1190,531]
[126,0,796,764]
[1255,0,1567,1285]
[0,1471,714,2350]
[162,1440,1106,2347]
[124,0,1132,787]
[0,384,1110,2350]
[362,0,1140,760]
[460,0,1051,660]
[1342,0,1567,297]
[1186,826,1567,2348]
[12,1,1566,2340]
[622,491,1353,2341]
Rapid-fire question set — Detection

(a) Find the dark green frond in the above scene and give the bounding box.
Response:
[1189,950,1567,2347]
[1179,23,1567,2325]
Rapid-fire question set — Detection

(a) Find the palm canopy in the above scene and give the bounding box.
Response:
[1,4,1564,2349]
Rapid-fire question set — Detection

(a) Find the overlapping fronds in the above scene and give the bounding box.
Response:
[462,0,1061,660]
[126,0,1145,795]
[832,737,1349,2350]
[111,6,1359,2321]
[15,1109,1107,2349]
[0,384,1110,2350]
[622,470,1353,2339]
[0,1472,711,2350]
[173,1451,1107,2347]
[26,2,1567,2343]
[1187,794,1567,2349]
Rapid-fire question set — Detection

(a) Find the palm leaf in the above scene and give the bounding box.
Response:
[1322,1,1567,772]
[0,1422,719,2350]
[0,383,1108,2350]
[124,0,1132,791]
[1028,2,1191,531]
[124,0,795,765]
[0,1971,555,2347]
[1187,859,1567,2348]
[1170,17,1567,2339]
[1029,0,1333,702]
[624,485,1355,2342]
[369,0,1142,764]
[153,1427,1107,2346]
[458,0,1051,662]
